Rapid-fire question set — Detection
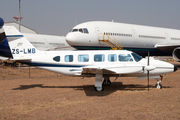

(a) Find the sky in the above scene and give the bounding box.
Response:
[1,0,180,36]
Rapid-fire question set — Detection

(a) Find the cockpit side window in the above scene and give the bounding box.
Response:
[71,28,89,34]
[83,28,89,34]
[119,54,133,62]
[131,53,142,62]
[72,29,78,32]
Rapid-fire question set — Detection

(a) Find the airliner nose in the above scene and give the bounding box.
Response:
[66,33,76,46]
[174,65,177,72]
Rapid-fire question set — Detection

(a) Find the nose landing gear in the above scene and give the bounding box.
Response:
[155,75,163,89]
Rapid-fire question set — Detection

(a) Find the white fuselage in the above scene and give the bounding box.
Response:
[9,37,175,78]
[66,21,180,56]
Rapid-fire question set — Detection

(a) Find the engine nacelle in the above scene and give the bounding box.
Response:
[0,17,4,29]
[173,47,180,62]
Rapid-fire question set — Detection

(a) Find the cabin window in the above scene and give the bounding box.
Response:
[78,54,89,62]
[131,53,142,62]
[53,56,60,62]
[65,55,73,62]
[94,54,105,62]
[83,28,89,34]
[108,54,117,62]
[119,54,133,62]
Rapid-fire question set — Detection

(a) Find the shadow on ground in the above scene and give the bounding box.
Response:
[12,82,171,96]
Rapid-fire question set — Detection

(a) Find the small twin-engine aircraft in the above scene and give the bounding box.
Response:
[0,19,177,91]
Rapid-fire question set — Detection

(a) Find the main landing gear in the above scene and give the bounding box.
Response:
[103,77,111,86]
[155,75,163,89]
[94,70,112,92]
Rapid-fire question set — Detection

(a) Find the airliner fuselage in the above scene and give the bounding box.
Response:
[66,21,180,60]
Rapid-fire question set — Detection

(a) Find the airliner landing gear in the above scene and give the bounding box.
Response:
[103,77,111,86]
[155,75,163,89]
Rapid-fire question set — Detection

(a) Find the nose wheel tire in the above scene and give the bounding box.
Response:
[155,83,162,89]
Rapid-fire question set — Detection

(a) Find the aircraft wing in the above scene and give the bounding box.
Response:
[82,64,143,75]
[155,43,180,54]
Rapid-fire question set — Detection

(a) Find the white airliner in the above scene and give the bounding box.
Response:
[66,21,180,62]
[0,23,177,91]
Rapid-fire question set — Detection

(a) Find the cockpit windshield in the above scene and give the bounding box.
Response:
[71,28,89,34]
[131,52,142,62]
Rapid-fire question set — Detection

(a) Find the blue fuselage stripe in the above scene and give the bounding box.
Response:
[21,62,84,68]
[6,35,24,38]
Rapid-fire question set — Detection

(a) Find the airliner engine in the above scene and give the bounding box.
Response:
[173,47,180,62]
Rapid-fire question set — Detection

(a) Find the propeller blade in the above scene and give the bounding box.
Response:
[147,51,150,91]
[148,71,149,91]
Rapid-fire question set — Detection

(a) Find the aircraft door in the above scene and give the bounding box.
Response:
[132,29,138,46]
[95,27,104,47]
[165,32,170,43]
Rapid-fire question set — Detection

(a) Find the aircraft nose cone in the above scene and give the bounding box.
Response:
[174,65,177,72]
[0,17,4,29]
[66,33,76,46]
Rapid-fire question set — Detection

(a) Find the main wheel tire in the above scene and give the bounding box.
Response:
[107,79,111,86]
[103,80,107,86]
[155,83,162,89]
[103,79,111,86]
[95,86,104,91]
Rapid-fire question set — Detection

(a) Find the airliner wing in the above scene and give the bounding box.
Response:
[155,43,180,53]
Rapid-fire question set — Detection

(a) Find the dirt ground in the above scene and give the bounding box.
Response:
[0,62,180,120]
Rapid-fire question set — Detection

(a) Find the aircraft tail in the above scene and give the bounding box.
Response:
[0,17,13,58]
[0,18,38,60]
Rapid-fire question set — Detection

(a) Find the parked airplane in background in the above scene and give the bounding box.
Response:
[0,21,177,91]
[66,21,180,61]
[0,17,75,61]
[4,26,75,51]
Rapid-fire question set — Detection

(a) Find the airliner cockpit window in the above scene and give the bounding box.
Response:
[83,28,89,34]
[72,29,78,32]
[79,29,83,33]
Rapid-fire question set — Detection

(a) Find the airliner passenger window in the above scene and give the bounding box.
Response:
[53,56,60,62]
[94,54,105,62]
[65,55,73,62]
[108,54,117,62]
[78,54,89,62]
[119,54,133,62]
[79,29,83,33]
[72,29,78,32]
[83,28,89,34]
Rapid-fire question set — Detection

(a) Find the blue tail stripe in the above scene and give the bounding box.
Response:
[0,17,4,29]
[0,37,13,58]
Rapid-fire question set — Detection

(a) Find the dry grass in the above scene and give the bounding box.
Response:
[0,64,180,120]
